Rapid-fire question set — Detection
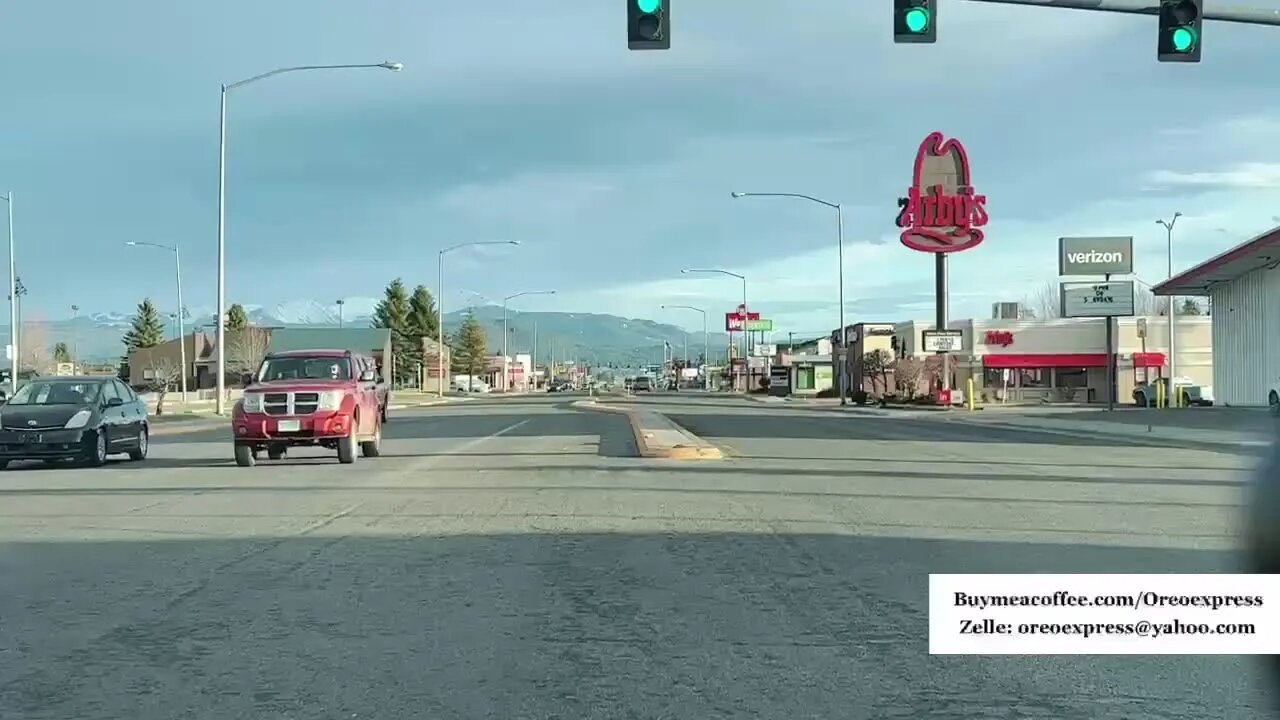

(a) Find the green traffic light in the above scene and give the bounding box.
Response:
[904,8,930,33]
[637,0,661,13]
[1171,26,1196,52]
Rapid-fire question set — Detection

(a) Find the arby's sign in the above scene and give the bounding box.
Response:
[896,132,989,254]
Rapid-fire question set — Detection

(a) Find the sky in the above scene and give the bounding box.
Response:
[1,0,1279,335]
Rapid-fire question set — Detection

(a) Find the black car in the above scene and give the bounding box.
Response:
[0,376,150,468]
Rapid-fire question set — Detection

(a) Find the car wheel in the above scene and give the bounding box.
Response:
[361,422,382,458]
[0,460,9,470]
[267,444,287,461]
[127,426,148,461]
[337,434,357,464]
[234,443,256,467]
[380,403,389,424]
[80,430,107,468]
[1271,391,1280,417]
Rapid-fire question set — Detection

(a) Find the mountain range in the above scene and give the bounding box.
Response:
[13,300,751,367]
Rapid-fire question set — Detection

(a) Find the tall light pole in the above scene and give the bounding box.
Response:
[70,304,79,370]
[13,277,26,374]
[503,290,555,391]
[437,240,520,397]
[682,268,748,390]
[335,298,345,328]
[1156,212,1181,407]
[215,60,403,415]
[661,304,709,390]
[126,241,187,403]
[1,192,14,389]
[731,192,847,403]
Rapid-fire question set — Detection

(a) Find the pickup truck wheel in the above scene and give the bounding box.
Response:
[361,423,382,458]
[337,434,357,464]
[234,444,256,467]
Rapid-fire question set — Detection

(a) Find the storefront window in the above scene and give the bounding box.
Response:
[1055,368,1088,388]
[1018,369,1046,387]
[983,368,1006,387]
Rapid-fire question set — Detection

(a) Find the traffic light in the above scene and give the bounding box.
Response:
[628,0,670,50]
[894,0,935,44]
[1158,0,1201,62]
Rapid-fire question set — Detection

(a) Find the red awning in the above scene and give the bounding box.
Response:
[983,353,1165,369]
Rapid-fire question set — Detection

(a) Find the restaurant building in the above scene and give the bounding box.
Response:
[890,315,1211,404]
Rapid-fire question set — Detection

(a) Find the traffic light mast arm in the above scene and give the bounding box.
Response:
[962,0,1280,27]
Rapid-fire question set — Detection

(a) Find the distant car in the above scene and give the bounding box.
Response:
[0,375,149,469]
[631,376,653,392]
[232,349,384,466]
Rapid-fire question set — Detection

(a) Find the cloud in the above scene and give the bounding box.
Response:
[1145,163,1280,189]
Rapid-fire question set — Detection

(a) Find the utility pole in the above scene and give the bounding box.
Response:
[1157,213,1181,407]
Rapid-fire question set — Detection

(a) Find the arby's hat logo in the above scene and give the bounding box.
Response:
[895,132,989,254]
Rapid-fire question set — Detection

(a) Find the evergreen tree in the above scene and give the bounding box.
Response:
[225,304,250,331]
[123,298,165,350]
[452,312,489,379]
[53,342,71,363]
[407,285,439,342]
[371,279,414,383]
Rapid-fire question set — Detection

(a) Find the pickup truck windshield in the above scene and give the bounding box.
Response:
[258,357,352,381]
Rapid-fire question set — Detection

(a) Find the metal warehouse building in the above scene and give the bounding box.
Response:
[1154,226,1280,408]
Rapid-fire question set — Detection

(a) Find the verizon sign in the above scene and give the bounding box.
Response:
[1058,236,1133,276]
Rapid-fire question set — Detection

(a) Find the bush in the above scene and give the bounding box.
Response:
[850,390,869,405]
[816,387,839,399]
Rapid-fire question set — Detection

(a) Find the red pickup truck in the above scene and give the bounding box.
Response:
[231,348,384,466]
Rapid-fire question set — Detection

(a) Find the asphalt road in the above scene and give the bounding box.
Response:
[0,393,1272,718]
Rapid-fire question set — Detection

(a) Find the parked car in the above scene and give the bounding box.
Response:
[0,375,149,469]
[1133,377,1214,407]
[231,349,383,466]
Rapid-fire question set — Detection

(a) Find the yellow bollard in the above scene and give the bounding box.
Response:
[967,377,975,411]
[1156,378,1165,409]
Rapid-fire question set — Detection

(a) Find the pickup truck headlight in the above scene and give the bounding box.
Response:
[65,409,92,429]
[317,390,345,412]
[242,392,264,413]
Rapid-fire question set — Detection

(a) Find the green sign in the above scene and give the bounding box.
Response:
[745,319,773,332]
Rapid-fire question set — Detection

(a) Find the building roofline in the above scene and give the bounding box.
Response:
[1152,225,1280,296]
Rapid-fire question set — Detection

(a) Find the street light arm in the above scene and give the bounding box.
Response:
[504,290,556,302]
[732,191,839,210]
[441,240,520,255]
[225,62,402,90]
[683,268,746,281]
[126,240,178,253]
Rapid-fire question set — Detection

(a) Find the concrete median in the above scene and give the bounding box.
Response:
[572,400,723,460]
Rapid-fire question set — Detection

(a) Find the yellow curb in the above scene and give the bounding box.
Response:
[573,400,723,460]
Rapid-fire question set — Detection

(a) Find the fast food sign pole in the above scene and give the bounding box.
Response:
[895,132,989,402]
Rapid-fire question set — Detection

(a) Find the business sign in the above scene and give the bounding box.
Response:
[922,329,963,353]
[753,343,777,357]
[1060,281,1135,318]
[896,132,989,254]
[985,330,1014,347]
[745,318,773,332]
[724,311,760,331]
[1058,236,1133,276]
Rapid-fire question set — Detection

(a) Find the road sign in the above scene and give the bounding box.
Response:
[1060,281,1135,318]
[922,329,963,353]
[1058,236,1133,276]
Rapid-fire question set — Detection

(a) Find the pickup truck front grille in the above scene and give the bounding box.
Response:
[262,391,323,416]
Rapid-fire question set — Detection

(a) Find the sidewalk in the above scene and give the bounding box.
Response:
[937,408,1275,450]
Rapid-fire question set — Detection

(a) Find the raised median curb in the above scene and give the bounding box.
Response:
[572,400,723,460]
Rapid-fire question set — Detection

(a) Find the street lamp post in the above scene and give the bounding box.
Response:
[70,304,79,369]
[336,299,345,328]
[1156,212,1182,408]
[437,241,520,398]
[682,268,748,390]
[661,304,709,390]
[13,277,26,374]
[126,241,188,403]
[504,290,555,392]
[731,191,847,404]
[1,192,14,389]
[215,61,403,415]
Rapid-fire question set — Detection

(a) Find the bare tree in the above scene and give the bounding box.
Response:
[18,318,52,374]
[862,349,893,395]
[227,328,271,382]
[1134,287,1171,316]
[1026,281,1060,319]
[895,356,925,399]
[137,350,181,415]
